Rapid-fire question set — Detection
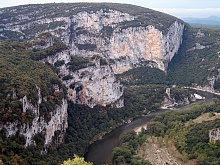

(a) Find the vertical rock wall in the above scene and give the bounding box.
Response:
[110,21,184,73]
[0,86,68,147]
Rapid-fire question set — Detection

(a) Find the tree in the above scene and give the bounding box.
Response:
[62,155,92,165]
[112,147,132,164]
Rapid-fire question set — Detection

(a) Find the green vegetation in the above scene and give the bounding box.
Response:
[112,130,151,165]
[55,85,192,162]
[62,155,92,165]
[0,41,66,124]
[61,85,167,158]
[0,38,67,164]
[54,60,65,67]
[116,67,168,86]
[101,26,114,37]
[67,56,93,72]
[170,88,192,103]
[124,85,165,113]
[0,83,169,164]
[24,21,66,37]
[168,26,220,88]
[29,39,68,61]
[62,75,73,81]
[145,100,220,164]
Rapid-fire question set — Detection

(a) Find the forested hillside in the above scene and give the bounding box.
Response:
[144,101,220,164]
[0,39,66,124]
[168,26,220,90]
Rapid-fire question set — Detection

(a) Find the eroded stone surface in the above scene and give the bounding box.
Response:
[209,128,220,143]
[0,86,68,147]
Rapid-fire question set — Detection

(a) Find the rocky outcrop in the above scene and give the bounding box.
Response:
[66,64,124,108]
[110,21,184,73]
[161,88,204,109]
[0,86,68,147]
[64,16,184,73]
[45,54,124,108]
[27,33,55,50]
[209,128,220,143]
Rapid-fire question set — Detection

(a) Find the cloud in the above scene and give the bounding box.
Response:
[154,8,220,18]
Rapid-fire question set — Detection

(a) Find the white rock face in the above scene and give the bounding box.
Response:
[193,93,205,100]
[0,86,68,147]
[161,87,190,109]
[2,8,184,73]
[39,10,184,109]
[41,11,184,108]
[110,21,184,73]
[60,16,184,73]
[46,54,124,108]
[66,63,124,108]
[209,128,220,143]
[71,10,135,31]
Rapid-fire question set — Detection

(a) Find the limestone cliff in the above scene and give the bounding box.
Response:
[66,63,124,108]
[0,86,68,148]
[46,12,184,73]
[110,21,184,73]
[0,38,68,148]
[44,53,124,108]
[0,4,185,108]
[0,4,184,74]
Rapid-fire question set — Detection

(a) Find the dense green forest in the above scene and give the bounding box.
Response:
[168,26,220,89]
[0,75,193,165]
[0,40,66,124]
[113,100,220,165]
[0,37,68,164]
[0,79,168,164]
[112,130,151,165]
[116,67,168,86]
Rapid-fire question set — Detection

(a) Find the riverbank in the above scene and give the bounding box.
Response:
[90,117,134,143]
[184,86,220,96]
[84,113,159,165]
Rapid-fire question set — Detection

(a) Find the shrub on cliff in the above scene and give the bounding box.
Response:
[62,155,92,165]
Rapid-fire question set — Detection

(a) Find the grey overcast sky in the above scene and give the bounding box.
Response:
[1,0,220,18]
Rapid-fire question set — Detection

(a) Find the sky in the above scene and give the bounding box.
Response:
[1,0,220,18]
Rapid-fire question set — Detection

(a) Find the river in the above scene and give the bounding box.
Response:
[84,90,220,165]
